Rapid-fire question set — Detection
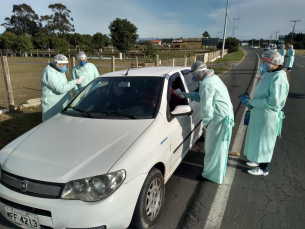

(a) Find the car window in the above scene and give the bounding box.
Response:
[166,73,188,121]
[63,77,164,119]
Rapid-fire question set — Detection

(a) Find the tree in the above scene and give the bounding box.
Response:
[52,37,70,55]
[218,37,240,53]
[33,32,51,56]
[13,35,34,57]
[38,15,54,35]
[202,31,210,38]
[109,18,138,55]
[47,3,75,35]
[143,41,157,59]
[0,32,16,55]
[92,32,109,50]
[1,4,39,36]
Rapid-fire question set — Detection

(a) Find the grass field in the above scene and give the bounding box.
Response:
[294,49,305,55]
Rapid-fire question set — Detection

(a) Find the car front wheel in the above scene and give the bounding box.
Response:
[130,168,165,229]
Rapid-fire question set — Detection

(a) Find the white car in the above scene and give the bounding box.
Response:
[0,67,203,229]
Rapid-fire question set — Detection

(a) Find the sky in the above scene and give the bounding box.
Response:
[1,0,305,41]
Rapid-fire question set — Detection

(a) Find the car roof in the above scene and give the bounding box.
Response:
[99,66,191,78]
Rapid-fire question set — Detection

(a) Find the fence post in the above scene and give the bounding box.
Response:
[194,55,197,62]
[172,58,175,66]
[156,55,159,67]
[135,56,138,68]
[72,57,76,68]
[111,56,115,72]
[1,56,15,111]
[184,57,187,67]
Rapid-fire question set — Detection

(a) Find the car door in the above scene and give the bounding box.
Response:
[164,72,200,170]
[181,69,203,145]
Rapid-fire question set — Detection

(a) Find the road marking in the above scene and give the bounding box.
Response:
[295,63,303,68]
[181,161,204,168]
[203,52,260,229]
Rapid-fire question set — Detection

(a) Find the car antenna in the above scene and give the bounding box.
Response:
[125,68,130,76]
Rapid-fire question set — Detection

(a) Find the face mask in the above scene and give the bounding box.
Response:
[260,63,269,74]
[192,73,199,82]
[59,66,67,73]
[80,61,86,66]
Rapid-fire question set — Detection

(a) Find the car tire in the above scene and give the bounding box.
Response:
[130,168,165,229]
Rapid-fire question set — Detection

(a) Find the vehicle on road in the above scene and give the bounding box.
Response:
[0,67,203,229]
[264,46,271,51]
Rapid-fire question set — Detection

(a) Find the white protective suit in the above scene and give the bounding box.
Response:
[72,63,99,94]
[187,73,234,184]
[244,69,289,163]
[41,64,76,122]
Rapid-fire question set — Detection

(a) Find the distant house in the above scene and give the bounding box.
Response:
[172,38,203,49]
[150,40,162,46]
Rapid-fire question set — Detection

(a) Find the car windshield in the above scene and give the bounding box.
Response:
[63,77,164,119]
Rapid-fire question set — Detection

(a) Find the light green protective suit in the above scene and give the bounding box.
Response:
[279,49,286,57]
[41,65,76,122]
[244,70,289,163]
[187,74,234,184]
[285,49,295,68]
[72,63,99,94]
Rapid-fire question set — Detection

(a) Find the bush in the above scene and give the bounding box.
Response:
[217,37,240,53]
[293,42,305,49]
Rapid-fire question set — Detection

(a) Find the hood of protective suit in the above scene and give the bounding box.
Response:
[1,114,153,183]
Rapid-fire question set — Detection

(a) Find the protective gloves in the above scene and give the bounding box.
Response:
[174,88,187,99]
[75,76,85,84]
[178,92,187,99]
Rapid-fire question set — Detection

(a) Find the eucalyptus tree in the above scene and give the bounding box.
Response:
[1,4,39,36]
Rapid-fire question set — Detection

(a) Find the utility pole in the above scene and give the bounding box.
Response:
[274,31,280,40]
[232,18,240,38]
[221,0,229,58]
[291,20,300,45]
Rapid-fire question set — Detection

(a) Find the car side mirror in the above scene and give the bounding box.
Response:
[171,105,193,116]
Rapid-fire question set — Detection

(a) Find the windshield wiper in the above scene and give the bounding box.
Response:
[67,107,94,118]
[101,110,136,119]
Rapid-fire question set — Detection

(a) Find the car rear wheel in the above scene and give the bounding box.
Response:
[130,168,165,229]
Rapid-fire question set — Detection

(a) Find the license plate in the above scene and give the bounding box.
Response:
[4,206,40,229]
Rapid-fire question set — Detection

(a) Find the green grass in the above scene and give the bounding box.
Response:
[294,49,305,55]
[212,66,231,75]
[210,49,244,63]
[0,106,42,150]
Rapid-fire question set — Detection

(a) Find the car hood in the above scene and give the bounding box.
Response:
[2,114,153,183]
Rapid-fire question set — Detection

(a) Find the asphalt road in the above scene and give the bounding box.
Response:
[1,49,304,229]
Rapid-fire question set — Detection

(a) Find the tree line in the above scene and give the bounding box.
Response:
[0,3,139,57]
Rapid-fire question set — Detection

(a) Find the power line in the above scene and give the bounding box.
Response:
[290,20,300,44]
[232,18,240,38]
[274,31,280,40]
[206,0,234,27]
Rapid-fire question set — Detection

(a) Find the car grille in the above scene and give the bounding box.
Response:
[1,171,63,198]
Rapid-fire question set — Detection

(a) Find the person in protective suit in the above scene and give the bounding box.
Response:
[72,51,100,95]
[245,50,289,176]
[177,62,234,184]
[41,54,84,122]
[285,45,295,71]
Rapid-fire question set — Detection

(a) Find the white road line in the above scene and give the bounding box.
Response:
[295,63,303,68]
[181,161,204,168]
[203,51,260,229]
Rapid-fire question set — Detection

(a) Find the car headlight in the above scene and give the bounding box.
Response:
[61,170,126,202]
